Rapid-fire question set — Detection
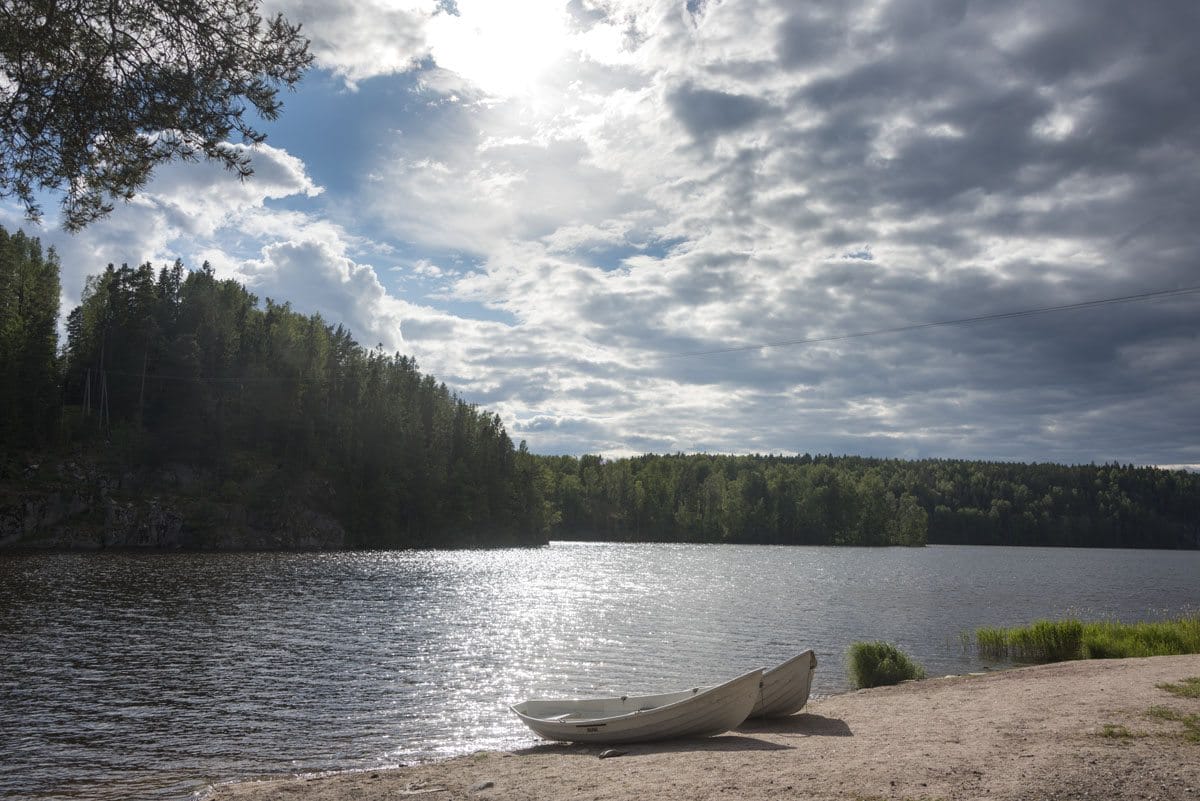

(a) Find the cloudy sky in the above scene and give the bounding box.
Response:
[8,0,1200,466]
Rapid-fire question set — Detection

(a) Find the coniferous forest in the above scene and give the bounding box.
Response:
[2,224,1198,550]
[1,227,550,548]
[536,454,1200,549]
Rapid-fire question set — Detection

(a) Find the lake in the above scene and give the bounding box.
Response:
[1,542,1197,800]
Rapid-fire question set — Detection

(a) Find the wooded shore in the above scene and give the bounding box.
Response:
[5,228,1198,552]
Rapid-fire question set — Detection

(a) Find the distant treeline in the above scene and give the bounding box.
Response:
[535,453,1200,549]
[536,454,929,546]
[3,223,1198,550]
[0,225,550,547]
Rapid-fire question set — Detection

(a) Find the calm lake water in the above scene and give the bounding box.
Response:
[2,542,1198,800]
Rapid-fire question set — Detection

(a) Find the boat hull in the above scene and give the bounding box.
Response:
[749,649,817,718]
[511,668,764,744]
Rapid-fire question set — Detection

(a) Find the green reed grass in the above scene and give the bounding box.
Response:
[847,641,926,689]
[974,627,1009,659]
[1082,618,1200,659]
[968,616,1200,664]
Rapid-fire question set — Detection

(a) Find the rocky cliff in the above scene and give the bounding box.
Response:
[0,457,347,551]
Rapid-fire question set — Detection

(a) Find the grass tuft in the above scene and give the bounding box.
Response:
[847,641,926,689]
[1145,705,1200,744]
[1098,723,1136,739]
[1156,677,1200,699]
[1146,705,1181,721]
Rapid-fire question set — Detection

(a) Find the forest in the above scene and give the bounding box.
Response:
[0,226,550,547]
[537,453,1200,549]
[2,224,1198,550]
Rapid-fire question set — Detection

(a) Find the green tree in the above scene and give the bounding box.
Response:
[57,257,549,547]
[0,0,312,229]
[889,493,928,546]
[0,226,60,446]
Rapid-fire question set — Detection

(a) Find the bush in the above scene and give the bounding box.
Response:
[848,641,926,689]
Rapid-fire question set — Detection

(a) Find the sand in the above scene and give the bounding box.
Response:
[210,654,1200,801]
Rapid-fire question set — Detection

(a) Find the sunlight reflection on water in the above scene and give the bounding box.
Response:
[1,542,1197,800]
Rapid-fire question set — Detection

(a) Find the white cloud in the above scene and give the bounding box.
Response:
[17,0,1200,465]
[235,238,408,351]
[141,144,322,238]
[343,0,1200,463]
[34,144,323,311]
[27,138,521,406]
[267,0,435,87]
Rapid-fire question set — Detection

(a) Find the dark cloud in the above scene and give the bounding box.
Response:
[775,8,844,70]
[97,0,1196,466]
[553,0,1200,462]
[878,0,969,38]
[666,82,775,141]
[1012,1,1200,83]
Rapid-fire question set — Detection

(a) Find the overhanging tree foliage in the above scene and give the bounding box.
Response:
[0,0,312,230]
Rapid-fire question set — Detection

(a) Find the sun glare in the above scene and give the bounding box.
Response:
[427,0,570,99]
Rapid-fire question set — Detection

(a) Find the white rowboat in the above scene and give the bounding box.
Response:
[510,668,764,744]
[749,650,817,718]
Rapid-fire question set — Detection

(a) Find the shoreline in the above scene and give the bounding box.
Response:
[210,654,1200,801]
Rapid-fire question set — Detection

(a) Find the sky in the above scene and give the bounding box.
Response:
[6,0,1200,467]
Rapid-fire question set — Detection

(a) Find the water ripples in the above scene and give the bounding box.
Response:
[1,543,1197,800]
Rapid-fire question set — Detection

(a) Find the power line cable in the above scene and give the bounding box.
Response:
[665,285,1200,358]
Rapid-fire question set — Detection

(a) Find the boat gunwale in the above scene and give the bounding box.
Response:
[763,649,817,678]
[510,667,765,727]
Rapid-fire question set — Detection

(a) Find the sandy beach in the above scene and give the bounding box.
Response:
[211,654,1200,801]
